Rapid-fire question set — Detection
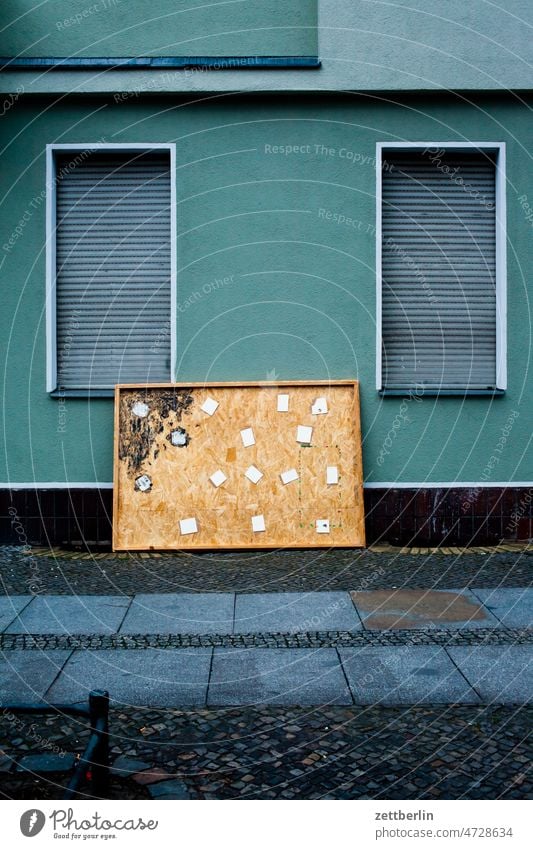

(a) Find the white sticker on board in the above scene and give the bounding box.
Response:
[170,429,188,446]
[201,397,219,416]
[209,469,227,488]
[296,425,313,444]
[311,397,328,415]
[277,394,289,412]
[280,468,299,485]
[180,517,198,535]
[132,401,149,418]
[135,474,152,492]
[326,466,339,485]
[316,519,330,534]
[245,465,263,484]
[240,427,256,447]
[251,514,266,532]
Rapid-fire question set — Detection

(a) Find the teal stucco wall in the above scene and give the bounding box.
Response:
[0,94,532,485]
[2,1,531,94]
[1,0,317,58]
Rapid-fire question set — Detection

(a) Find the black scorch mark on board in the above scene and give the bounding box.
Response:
[119,389,194,475]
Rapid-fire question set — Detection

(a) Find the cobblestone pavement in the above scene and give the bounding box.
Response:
[1,704,531,800]
[0,774,149,801]
[1,627,531,651]
[1,546,531,596]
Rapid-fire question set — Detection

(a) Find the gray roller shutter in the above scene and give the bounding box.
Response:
[381,151,497,390]
[55,150,171,389]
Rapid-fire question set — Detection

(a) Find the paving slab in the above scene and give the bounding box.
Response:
[0,754,13,773]
[119,593,234,635]
[448,646,533,704]
[208,647,353,706]
[45,648,213,707]
[0,596,33,632]
[351,589,499,630]
[132,766,173,785]
[338,646,480,705]
[470,588,533,629]
[0,650,72,703]
[149,779,190,799]
[16,753,75,773]
[5,595,130,635]
[234,592,362,633]
[110,756,151,776]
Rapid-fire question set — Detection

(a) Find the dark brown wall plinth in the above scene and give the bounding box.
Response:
[0,486,531,549]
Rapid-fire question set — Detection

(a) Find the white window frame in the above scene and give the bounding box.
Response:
[375,141,507,393]
[45,142,177,392]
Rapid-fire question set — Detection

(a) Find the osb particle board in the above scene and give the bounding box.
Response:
[113,381,365,550]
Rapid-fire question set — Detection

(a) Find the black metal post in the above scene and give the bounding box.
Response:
[2,693,111,800]
[88,689,110,798]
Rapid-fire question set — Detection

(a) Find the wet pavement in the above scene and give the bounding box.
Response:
[1,703,531,800]
[0,546,531,799]
[0,545,531,595]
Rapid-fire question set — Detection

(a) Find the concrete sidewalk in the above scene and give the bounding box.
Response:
[0,588,531,708]
[2,587,532,635]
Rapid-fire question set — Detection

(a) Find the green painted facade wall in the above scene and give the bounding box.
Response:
[2,1,531,94]
[1,94,532,485]
[1,0,317,58]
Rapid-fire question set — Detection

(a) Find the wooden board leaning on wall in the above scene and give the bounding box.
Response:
[113,381,365,550]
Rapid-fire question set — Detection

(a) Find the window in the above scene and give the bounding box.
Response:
[376,143,506,393]
[46,144,175,393]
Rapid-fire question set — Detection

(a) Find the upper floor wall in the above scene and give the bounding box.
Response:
[0,0,317,59]
[1,0,532,93]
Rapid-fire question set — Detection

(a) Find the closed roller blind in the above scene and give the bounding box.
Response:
[381,151,497,390]
[55,151,171,389]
